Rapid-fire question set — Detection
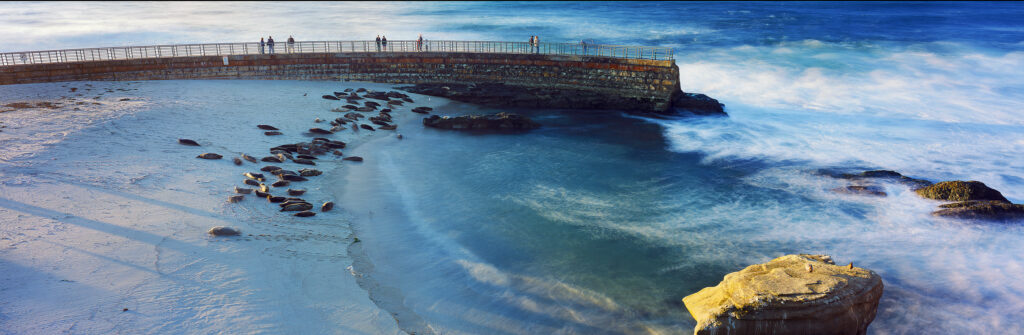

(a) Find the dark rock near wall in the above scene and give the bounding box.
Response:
[423,113,541,131]
[401,82,725,116]
[671,92,725,116]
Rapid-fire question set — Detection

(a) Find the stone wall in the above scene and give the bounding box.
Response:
[0,52,683,112]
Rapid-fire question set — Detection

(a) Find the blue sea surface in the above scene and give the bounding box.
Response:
[4,2,1024,334]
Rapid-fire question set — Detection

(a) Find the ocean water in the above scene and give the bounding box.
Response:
[4,2,1024,334]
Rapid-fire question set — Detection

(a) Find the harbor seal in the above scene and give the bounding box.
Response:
[233,157,243,165]
[243,179,260,186]
[287,189,306,196]
[261,156,284,163]
[271,180,290,188]
[342,156,363,162]
[294,211,316,217]
[280,203,314,212]
[258,125,279,130]
[228,195,245,203]
[234,187,253,194]
[282,175,309,182]
[208,226,241,236]
[321,201,334,212]
[196,153,222,159]
[241,154,259,163]
[299,168,322,177]
[244,172,265,181]
[178,138,200,146]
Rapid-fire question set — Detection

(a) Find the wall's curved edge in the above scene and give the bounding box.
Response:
[0,52,681,112]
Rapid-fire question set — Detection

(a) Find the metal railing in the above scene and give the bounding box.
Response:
[0,40,673,66]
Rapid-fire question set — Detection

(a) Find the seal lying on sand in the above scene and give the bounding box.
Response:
[197,153,222,159]
[178,138,201,146]
[241,154,259,163]
[258,125,279,130]
[299,168,322,177]
[294,211,316,217]
[244,172,265,181]
[287,189,306,196]
[281,202,314,212]
[322,201,334,212]
[208,226,241,236]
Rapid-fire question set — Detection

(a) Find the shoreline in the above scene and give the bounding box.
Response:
[0,80,436,334]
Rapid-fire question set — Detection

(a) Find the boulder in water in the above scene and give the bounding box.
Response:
[933,200,1024,221]
[915,180,1009,202]
[831,185,887,197]
[422,112,540,130]
[682,254,883,335]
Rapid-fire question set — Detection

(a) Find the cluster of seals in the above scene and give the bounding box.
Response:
[187,87,421,236]
[323,90,412,134]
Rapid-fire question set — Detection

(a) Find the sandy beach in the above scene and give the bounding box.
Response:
[0,80,441,334]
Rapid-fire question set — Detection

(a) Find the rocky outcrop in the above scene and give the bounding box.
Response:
[914,180,1009,203]
[682,254,883,335]
[672,92,725,116]
[831,185,887,197]
[400,82,726,116]
[933,200,1024,221]
[820,170,1023,222]
[422,113,540,130]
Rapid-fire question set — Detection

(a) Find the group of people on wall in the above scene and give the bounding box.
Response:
[252,35,598,55]
[258,36,295,54]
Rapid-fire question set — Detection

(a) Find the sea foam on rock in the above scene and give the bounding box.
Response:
[682,254,883,335]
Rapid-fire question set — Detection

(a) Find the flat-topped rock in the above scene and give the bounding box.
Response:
[682,254,883,335]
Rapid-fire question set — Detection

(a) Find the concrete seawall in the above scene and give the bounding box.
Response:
[1,52,690,112]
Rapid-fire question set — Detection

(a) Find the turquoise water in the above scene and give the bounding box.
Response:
[5,2,1024,333]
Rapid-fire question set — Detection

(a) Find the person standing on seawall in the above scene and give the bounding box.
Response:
[287,35,295,53]
[268,36,275,54]
[535,35,540,53]
[382,35,388,51]
[417,34,423,52]
[528,35,534,54]
[260,37,266,54]
[376,35,381,52]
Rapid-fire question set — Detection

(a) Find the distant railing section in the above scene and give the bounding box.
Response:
[0,40,673,66]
